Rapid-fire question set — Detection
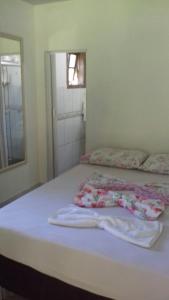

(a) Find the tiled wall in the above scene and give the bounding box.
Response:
[2,64,24,162]
[52,53,86,175]
[56,87,84,116]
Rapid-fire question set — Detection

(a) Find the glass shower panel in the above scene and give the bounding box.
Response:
[0,55,24,166]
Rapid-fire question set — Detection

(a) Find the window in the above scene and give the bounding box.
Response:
[1,55,20,65]
[67,52,86,88]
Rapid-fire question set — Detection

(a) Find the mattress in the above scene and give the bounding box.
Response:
[0,164,169,300]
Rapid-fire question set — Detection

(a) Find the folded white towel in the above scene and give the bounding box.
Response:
[48,206,163,248]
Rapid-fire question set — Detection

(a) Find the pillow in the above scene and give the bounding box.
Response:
[80,152,92,164]
[139,153,169,175]
[88,148,148,169]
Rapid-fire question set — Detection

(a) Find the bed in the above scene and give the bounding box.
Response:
[0,164,169,300]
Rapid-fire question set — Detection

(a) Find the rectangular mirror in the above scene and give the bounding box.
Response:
[0,33,25,172]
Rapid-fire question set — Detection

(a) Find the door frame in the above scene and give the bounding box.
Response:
[0,57,9,168]
[44,49,87,181]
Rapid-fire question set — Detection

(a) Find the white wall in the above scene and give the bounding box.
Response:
[1,0,168,194]
[34,0,169,182]
[0,0,39,202]
[0,37,20,54]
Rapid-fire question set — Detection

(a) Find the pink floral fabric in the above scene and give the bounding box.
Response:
[139,154,169,175]
[80,152,92,164]
[88,148,148,169]
[74,173,168,220]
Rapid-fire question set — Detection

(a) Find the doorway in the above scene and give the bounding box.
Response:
[46,51,86,178]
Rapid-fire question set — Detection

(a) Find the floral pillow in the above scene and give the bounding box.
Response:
[88,148,148,169]
[80,152,92,164]
[139,154,169,175]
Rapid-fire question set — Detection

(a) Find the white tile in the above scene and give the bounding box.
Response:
[57,120,65,146]
[64,143,73,170]
[80,139,86,155]
[72,141,81,165]
[55,145,65,175]
[72,117,79,141]
[53,121,58,147]
[72,92,76,113]
[72,91,81,112]
[80,120,85,139]
[64,90,73,114]
[79,89,84,105]
[64,118,73,144]
[71,117,76,142]
[62,89,67,114]
[76,116,82,140]
[82,88,86,98]
[56,87,64,115]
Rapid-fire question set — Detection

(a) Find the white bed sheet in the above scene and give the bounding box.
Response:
[0,164,169,300]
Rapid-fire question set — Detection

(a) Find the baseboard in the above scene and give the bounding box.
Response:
[0,183,42,208]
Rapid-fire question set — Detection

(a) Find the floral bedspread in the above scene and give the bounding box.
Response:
[74,172,169,220]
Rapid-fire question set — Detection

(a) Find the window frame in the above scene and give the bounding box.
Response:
[66,52,86,89]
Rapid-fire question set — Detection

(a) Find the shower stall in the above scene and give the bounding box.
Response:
[0,54,24,169]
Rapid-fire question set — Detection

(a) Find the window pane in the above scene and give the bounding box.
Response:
[1,55,20,65]
[72,71,78,85]
[69,54,76,68]
[67,52,86,88]
[68,68,74,84]
[69,68,78,85]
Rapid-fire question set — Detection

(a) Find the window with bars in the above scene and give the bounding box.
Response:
[67,52,86,88]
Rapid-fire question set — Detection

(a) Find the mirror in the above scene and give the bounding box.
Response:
[0,34,25,171]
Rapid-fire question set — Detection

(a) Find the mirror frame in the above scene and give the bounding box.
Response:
[0,32,26,174]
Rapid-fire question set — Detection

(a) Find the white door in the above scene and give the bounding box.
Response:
[51,53,86,176]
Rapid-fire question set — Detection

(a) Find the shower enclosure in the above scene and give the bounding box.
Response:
[0,54,24,169]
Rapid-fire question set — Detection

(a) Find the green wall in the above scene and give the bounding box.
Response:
[0,0,39,202]
[34,0,169,181]
[0,37,20,54]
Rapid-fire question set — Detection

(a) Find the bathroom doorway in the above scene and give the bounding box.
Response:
[45,51,86,178]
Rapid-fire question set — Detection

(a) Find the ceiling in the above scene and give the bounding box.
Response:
[22,0,69,4]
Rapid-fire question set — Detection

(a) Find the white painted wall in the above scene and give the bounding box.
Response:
[1,0,168,197]
[0,0,39,203]
[35,0,169,182]
[0,38,20,55]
